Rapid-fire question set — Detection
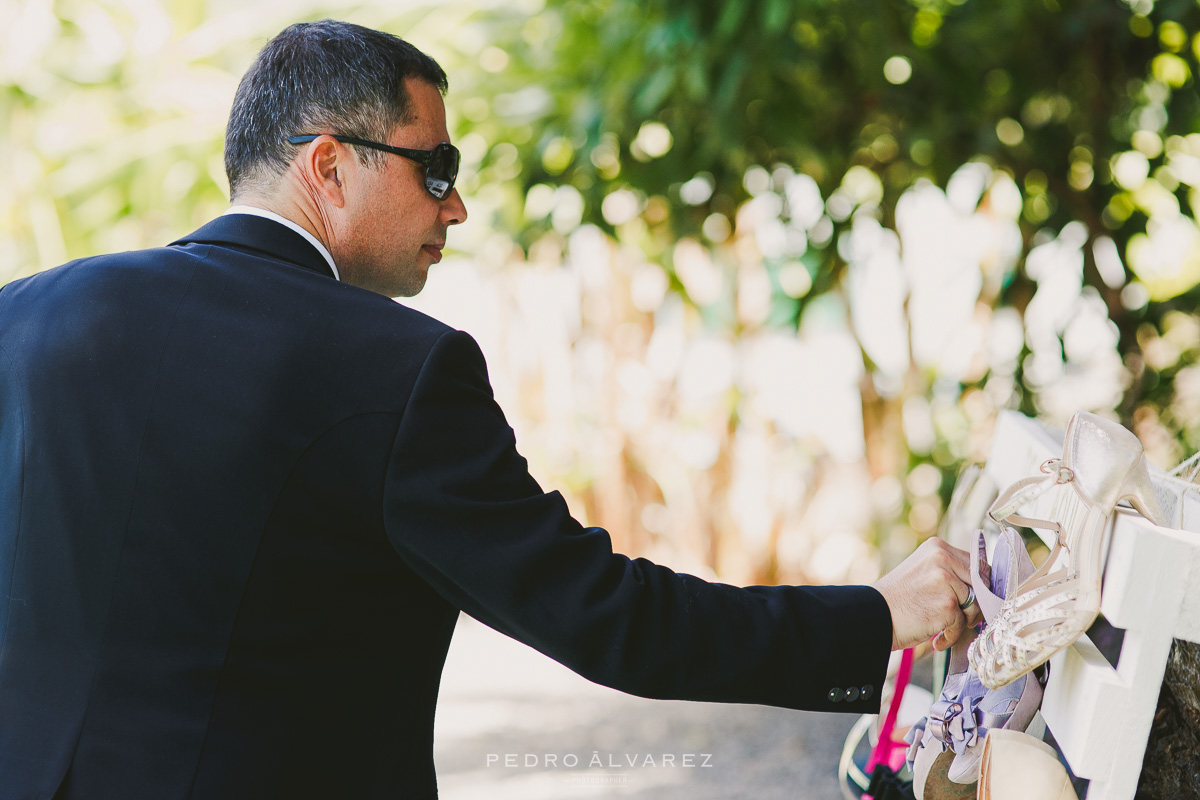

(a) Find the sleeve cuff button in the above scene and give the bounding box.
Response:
[845,686,861,702]
[861,684,874,700]
[828,687,844,702]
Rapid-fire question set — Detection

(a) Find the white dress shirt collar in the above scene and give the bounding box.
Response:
[223,205,341,281]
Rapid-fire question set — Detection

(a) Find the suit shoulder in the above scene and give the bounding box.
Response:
[338,292,457,351]
[2,245,196,293]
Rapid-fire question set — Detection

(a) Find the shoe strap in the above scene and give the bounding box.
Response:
[971,530,1004,622]
[987,459,1069,536]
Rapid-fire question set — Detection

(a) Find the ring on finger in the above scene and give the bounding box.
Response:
[958,586,976,611]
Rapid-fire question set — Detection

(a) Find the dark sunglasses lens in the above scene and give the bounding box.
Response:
[425,144,460,200]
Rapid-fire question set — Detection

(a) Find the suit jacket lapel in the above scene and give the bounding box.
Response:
[171,215,336,280]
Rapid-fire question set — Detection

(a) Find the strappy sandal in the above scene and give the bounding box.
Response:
[969,412,1166,690]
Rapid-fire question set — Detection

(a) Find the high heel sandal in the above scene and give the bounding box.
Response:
[969,411,1167,690]
[908,528,1046,797]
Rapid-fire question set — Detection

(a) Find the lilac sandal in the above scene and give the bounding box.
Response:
[907,527,1048,798]
[945,528,1047,784]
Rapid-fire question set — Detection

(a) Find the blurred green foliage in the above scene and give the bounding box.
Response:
[462,0,1195,304]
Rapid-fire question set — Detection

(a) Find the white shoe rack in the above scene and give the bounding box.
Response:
[982,410,1200,800]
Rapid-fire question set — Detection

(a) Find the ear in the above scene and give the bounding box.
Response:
[296,135,347,208]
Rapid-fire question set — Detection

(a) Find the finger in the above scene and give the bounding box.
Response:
[943,542,972,570]
[932,616,965,650]
[955,583,977,614]
[954,579,984,627]
[946,548,973,584]
[963,600,984,628]
[934,626,961,651]
[941,602,968,647]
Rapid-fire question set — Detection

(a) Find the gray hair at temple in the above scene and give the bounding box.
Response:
[223,19,448,198]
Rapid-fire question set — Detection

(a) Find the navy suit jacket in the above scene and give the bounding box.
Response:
[0,214,892,799]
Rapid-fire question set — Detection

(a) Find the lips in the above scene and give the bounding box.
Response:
[422,243,444,263]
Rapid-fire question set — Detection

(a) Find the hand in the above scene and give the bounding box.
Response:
[873,536,981,651]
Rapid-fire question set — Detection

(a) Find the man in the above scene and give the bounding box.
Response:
[0,20,977,799]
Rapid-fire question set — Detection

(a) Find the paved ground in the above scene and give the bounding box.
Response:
[433,615,862,800]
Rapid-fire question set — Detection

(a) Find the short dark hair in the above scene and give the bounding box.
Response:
[224,20,448,197]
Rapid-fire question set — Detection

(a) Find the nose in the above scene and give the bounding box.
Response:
[440,188,467,225]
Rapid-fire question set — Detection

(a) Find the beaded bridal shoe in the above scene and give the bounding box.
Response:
[969,412,1167,690]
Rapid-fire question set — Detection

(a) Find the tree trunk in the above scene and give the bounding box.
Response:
[1136,639,1200,799]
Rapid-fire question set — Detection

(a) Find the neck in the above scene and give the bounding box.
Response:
[232,176,336,256]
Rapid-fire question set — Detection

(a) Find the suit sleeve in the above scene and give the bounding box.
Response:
[382,329,893,713]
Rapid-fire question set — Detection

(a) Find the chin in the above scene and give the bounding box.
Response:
[359,265,426,298]
[388,275,428,299]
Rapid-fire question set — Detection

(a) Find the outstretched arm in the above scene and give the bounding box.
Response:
[381,329,894,713]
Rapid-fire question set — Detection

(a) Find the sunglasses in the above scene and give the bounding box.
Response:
[287,134,460,200]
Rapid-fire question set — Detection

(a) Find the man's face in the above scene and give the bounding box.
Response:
[335,77,468,297]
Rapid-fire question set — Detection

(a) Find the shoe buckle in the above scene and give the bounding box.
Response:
[1040,459,1074,484]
